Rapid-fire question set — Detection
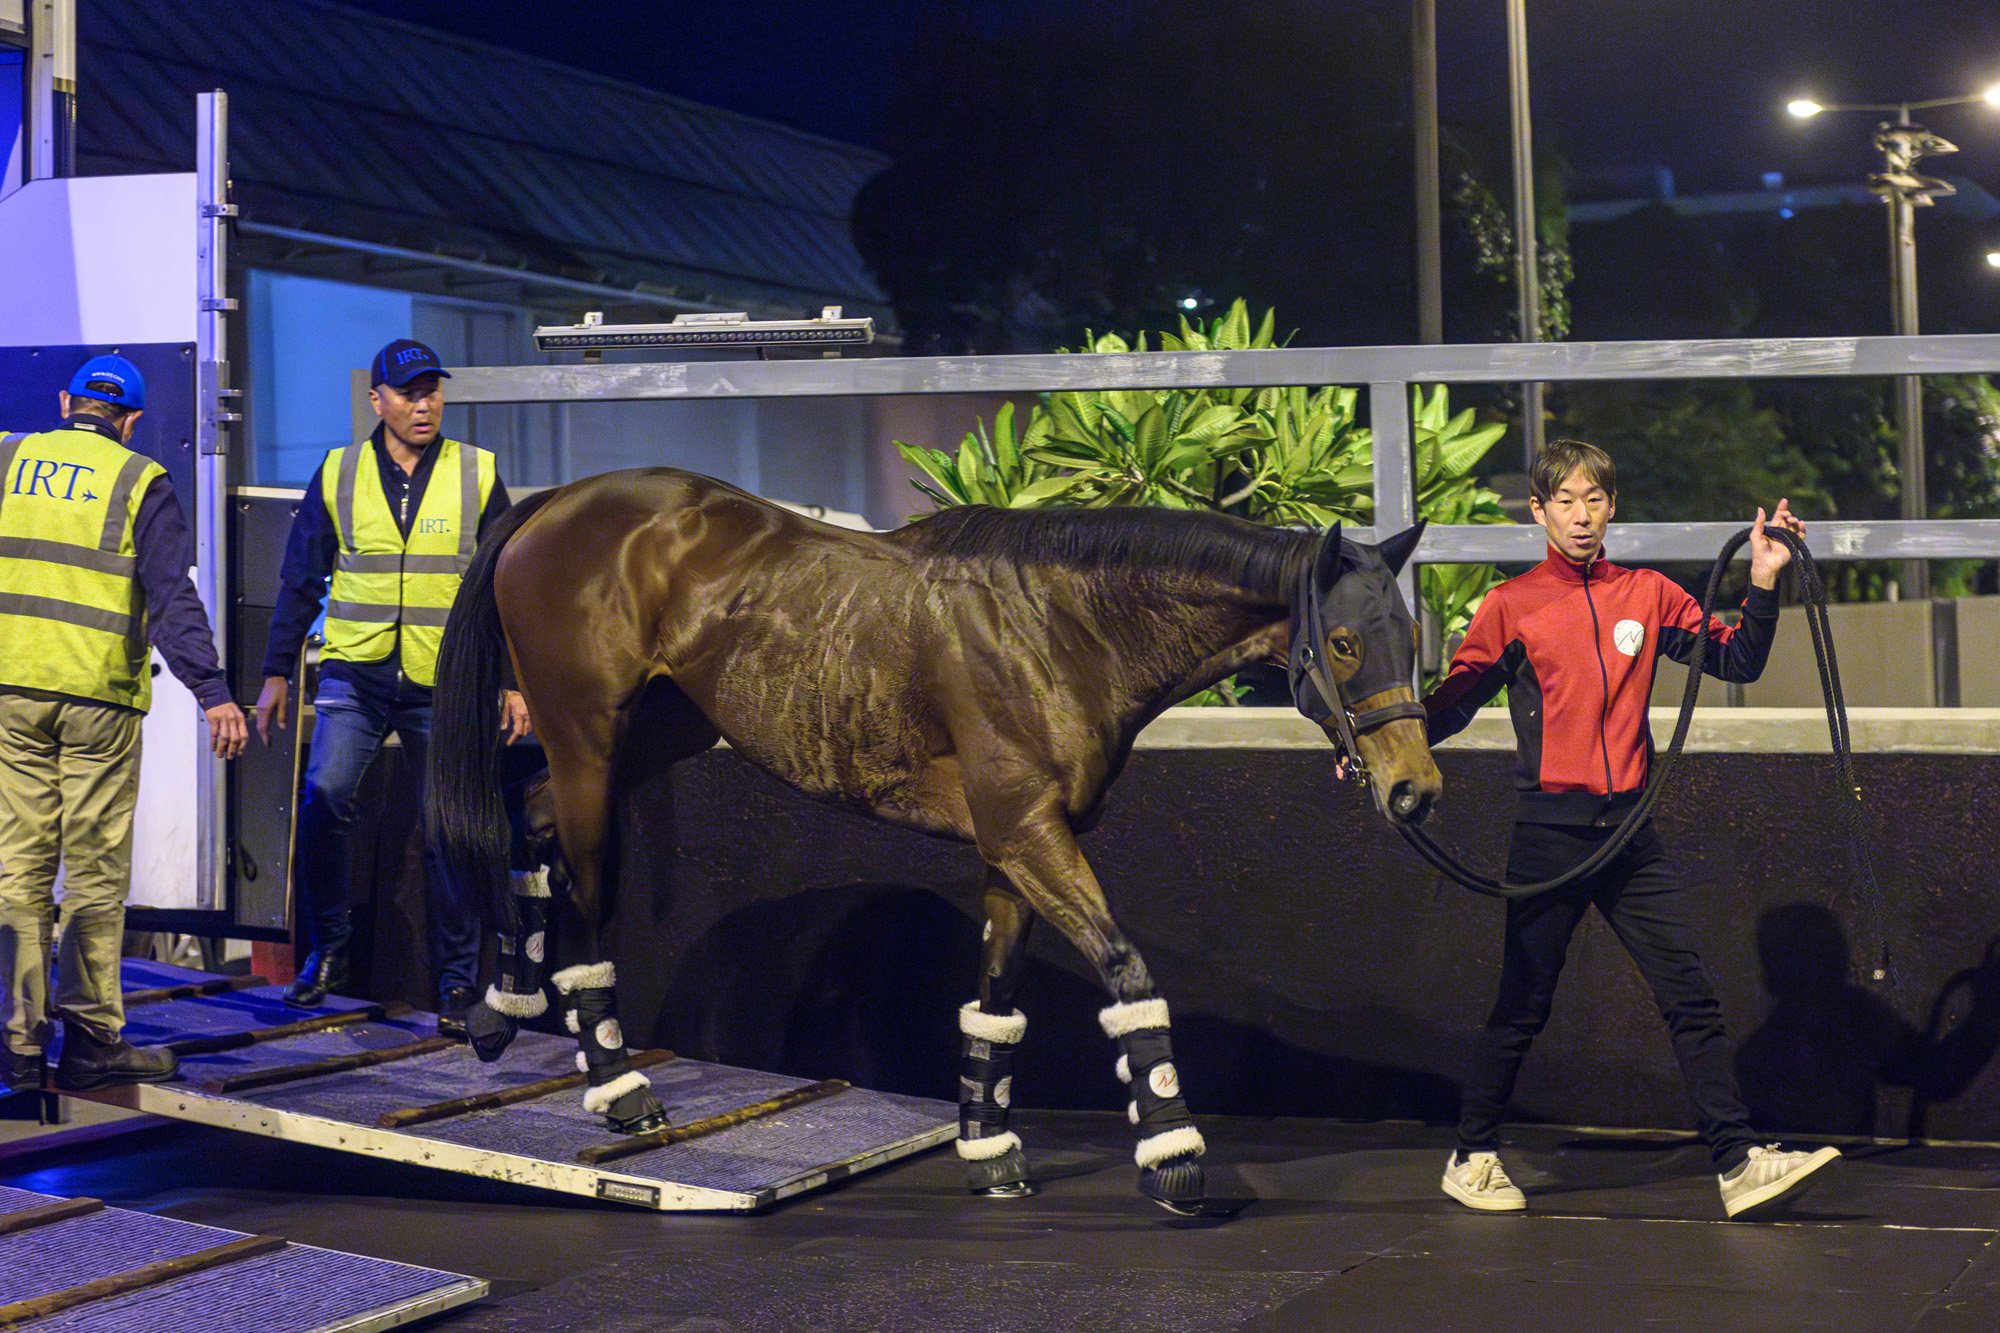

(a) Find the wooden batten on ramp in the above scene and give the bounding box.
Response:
[59,962,954,1212]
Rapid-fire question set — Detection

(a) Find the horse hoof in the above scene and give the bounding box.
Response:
[606,1087,669,1135]
[463,1004,518,1064]
[963,1146,1032,1196]
[1139,1157,1205,1212]
[607,1106,669,1135]
[974,1180,1038,1199]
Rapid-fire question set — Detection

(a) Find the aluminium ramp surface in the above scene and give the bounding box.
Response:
[0,1183,484,1333]
[82,962,955,1211]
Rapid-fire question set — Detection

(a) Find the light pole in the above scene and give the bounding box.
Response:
[1506,0,1543,472]
[1413,0,1442,347]
[1788,85,2000,600]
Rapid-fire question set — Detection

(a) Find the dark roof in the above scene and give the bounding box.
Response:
[78,0,892,321]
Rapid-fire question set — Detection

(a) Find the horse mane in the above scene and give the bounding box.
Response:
[900,504,1320,601]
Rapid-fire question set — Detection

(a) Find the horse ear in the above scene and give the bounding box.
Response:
[1312,523,1344,590]
[1375,520,1427,576]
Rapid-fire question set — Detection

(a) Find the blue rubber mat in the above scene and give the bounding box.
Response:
[0,1184,483,1333]
[244,1028,953,1190]
[100,960,956,1209]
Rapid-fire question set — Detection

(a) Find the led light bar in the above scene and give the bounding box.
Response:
[534,307,874,354]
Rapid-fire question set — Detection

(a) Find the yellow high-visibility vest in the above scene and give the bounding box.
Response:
[320,437,495,687]
[0,428,166,711]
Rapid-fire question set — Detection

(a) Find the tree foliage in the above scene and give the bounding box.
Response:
[896,302,1513,699]
[1564,201,2000,599]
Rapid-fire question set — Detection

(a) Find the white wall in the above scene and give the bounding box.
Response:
[0,174,195,343]
[0,170,203,910]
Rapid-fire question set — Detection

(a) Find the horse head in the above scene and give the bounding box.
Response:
[1288,522,1442,825]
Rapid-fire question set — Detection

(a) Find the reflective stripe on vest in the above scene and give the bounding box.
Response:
[0,428,164,710]
[320,437,494,687]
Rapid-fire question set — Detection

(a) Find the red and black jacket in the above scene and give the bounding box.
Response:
[1424,545,1780,825]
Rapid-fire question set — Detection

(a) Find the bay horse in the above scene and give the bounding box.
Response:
[427,467,1439,1213]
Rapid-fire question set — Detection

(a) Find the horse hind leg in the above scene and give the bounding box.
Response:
[958,870,1035,1198]
[463,772,565,1063]
[541,725,670,1134]
[975,801,1205,1214]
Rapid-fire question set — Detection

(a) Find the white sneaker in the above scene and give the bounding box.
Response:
[1718,1144,1841,1218]
[1442,1150,1526,1212]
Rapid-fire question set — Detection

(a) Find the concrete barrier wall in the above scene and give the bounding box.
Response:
[1744,601,1938,708]
[342,707,2000,1143]
[1958,598,2000,708]
[584,709,2000,1144]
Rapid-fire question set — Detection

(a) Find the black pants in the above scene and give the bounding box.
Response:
[1456,819,1756,1172]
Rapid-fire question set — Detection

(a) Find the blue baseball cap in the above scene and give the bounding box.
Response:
[370,338,452,388]
[68,354,146,410]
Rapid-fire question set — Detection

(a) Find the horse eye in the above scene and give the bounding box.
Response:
[1330,635,1359,659]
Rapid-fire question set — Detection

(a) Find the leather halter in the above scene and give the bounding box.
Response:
[1287,549,1425,777]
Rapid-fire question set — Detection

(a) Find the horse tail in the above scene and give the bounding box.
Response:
[428,486,562,926]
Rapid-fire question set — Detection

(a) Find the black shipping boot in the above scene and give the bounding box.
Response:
[956,1001,1033,1196]
[469,869,558,1062]
[1100,998,1205,1213]
[553,962,667,1134]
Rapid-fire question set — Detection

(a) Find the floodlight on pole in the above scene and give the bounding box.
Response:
[1783,83,2000,602]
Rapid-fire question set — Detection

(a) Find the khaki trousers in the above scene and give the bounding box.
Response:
[0,692,142,1056]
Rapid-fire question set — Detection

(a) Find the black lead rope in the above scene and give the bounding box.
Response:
[1391,528,1890,984]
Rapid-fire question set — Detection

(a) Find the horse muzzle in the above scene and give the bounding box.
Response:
[1387,778,1434,825]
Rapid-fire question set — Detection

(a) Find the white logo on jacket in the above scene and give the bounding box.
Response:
[1612,619,1645,657]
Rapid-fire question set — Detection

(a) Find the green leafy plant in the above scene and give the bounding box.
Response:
[1410,383,1510,668]
[897,302,1514,700]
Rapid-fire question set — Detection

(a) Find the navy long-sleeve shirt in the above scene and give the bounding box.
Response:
[261,426,510,699]
[1,416,232,712]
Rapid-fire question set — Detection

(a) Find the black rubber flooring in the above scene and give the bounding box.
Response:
[5,1111,1998,1332]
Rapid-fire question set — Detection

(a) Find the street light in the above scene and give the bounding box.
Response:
[1786,83,2000,600]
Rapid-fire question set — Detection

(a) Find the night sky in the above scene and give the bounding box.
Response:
[342,0,2000,197]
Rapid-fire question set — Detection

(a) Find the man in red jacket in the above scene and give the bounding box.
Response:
[1424,437,1838,1219]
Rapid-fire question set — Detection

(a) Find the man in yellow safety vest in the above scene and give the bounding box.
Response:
[0,354,248,1093]
[253,339,528,1034]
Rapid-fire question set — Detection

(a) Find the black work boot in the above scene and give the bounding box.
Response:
[436,985,477,1041]
[2,1046,46,1090]
[54,1028,179,1091]
[282,949,348,1009]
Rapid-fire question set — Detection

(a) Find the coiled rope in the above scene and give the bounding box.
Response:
[1395,528,1889,983]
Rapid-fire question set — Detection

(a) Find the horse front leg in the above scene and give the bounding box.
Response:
[977,800,1205,1214]
[959,868,1035,1197]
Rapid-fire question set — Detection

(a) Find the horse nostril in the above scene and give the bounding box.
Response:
[1389,780,1432,824]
